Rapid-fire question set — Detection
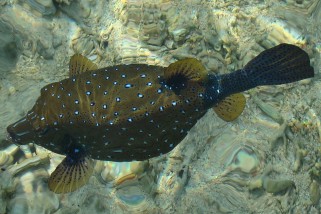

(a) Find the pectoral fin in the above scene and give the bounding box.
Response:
[213,93,246,122]
[48,156,95,193]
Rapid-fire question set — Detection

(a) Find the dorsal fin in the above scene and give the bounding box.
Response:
[213,93,246,122]
[69,54,98,77]
[164,58,208,91]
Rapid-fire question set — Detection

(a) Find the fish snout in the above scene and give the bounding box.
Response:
[6,117,35,145]
[7,125,18,143]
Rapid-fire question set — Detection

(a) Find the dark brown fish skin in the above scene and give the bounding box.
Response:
[8,64,207,161]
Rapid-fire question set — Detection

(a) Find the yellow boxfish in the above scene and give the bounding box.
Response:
[7,44,314,193]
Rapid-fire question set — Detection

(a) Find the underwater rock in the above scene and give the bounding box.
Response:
[0,145,20,167]
[72,34,95,56]
[8,190,59,214]
[18,0,56,17]
[98,161,147,185]
[228,146,261,174]
[1,3,56,59]
[253,96,284,124]
[0,151,13,168]
[55,0,93,19]
[262,177,295,194]
[8,168,59,214]
[309,180,320,205]
[0,149,50,214]
[257,16,306,47]
[113,174,157,213]
[0,23,19,74]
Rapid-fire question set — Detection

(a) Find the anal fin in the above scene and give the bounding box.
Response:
[48,156,95,193]
[213,93,246,122]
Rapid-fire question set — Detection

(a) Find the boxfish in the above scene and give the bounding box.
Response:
[7,44,314,193]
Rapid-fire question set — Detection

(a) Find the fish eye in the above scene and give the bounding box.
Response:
[35,127,50,136]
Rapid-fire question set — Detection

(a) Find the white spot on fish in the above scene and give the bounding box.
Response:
[125,83,133,88]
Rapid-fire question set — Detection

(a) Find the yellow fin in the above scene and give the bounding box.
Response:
[69,54,98,77]
[213,93,246,122]
[164,58,208,83]
[48,157,95,193]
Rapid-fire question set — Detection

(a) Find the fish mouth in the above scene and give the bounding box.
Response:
[7,117,35,145]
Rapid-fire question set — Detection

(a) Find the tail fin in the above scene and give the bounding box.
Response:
[204,44,314,107]
[244,43,314,86]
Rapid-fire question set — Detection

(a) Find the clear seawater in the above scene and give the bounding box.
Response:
[0,0,321,213]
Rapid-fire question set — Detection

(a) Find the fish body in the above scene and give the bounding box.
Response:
[23,64,207,161]
[7,44,314,193]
